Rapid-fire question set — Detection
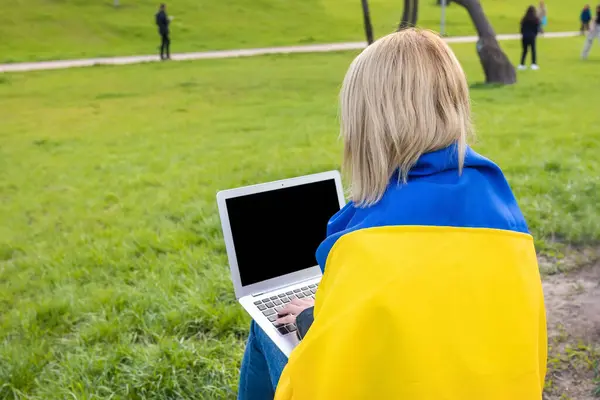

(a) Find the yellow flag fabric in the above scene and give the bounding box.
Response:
[275,226,546,400]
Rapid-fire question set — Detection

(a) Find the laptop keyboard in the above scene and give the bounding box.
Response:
[253,283,318,335]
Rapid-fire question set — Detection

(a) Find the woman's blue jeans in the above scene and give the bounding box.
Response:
[237,321,288,400]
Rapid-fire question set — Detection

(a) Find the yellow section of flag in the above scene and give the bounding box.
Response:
[276,226,546,400]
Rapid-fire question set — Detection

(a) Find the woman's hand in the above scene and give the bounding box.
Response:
[276,298,315,325]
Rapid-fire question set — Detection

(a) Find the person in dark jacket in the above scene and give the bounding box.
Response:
[581,4,592,34]
[155,3,171,60]
[519,6,541,70]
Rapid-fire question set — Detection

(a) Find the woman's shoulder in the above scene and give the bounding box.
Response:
[386,149,528,233]
[338,148,525,231]
[387,148,523,223]
[316,148,529,270]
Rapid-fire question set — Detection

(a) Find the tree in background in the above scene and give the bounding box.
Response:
[396,0,515,85]
[451,0,516,84]
[361,0,375,44]
[398,0,419,30]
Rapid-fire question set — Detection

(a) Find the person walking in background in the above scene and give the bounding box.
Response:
[581,4,592,34]
[538,1,548,33]
[582,5,600,59]
[519,6,541,70]
[155,3,171,60]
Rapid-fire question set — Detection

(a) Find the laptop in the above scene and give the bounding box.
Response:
[216,171,345,356]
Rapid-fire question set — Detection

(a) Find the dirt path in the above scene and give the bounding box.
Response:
[0,32,578,73]
[543,256,600,399]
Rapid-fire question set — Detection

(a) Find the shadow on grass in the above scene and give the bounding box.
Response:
[469,82,506,90]
[95,92,135,100]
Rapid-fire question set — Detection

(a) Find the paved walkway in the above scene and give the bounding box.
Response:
[0,31,578,73]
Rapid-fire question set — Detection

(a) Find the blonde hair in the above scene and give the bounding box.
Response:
[340,28,472,206]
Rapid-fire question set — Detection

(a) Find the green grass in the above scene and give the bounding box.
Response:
[1,36,600,398]
[1,0,584,62]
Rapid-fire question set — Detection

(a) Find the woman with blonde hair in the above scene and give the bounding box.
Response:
[237,28,547,400]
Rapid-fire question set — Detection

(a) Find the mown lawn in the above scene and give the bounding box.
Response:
[1,37,599,399]
[1,0,584,62]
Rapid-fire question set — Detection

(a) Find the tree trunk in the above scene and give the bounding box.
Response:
[452,0,516,84]
[398,0,418,30]
[473,36,517,84]
[361,0,375,45]
[453,0,517,85]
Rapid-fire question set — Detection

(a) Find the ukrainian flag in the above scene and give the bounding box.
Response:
[275,146,547,400]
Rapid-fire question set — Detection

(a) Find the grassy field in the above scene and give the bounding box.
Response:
[1,0,585,63]
[1,36,600,398]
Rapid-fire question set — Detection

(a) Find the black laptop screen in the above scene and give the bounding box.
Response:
[226,179,341,286]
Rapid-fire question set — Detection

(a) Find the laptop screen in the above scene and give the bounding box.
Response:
[225,179,341,286]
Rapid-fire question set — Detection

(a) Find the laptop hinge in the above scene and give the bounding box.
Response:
[251,276,317,297]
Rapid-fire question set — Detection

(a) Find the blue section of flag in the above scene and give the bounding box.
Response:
[316,145,528,271]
